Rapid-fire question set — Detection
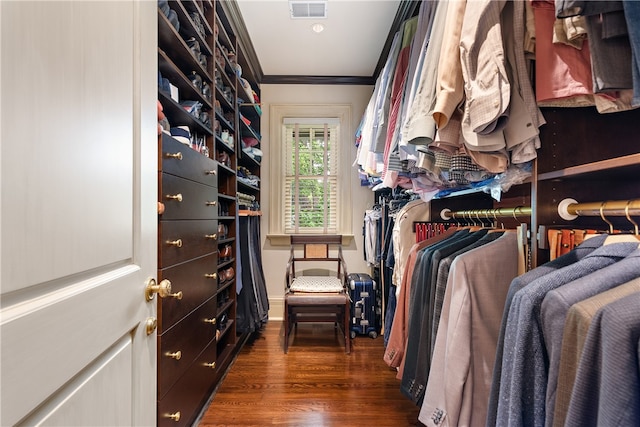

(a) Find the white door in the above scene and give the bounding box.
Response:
[1,1,157,425]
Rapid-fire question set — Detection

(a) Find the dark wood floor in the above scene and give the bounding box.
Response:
[198,321,423,426]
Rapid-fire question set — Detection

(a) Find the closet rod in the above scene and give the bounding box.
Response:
[558,198,640,220]
[440,206,532,221]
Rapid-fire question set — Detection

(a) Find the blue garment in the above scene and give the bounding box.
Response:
[383,284,397,348]
[565,292,640,426]
[486,234,607,427]
[495,241,638,427]
[541,249,640,426]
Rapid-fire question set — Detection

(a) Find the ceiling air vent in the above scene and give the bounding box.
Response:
[289,1,327,19]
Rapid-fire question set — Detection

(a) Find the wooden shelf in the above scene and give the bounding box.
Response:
[238,210,262,216]
[537,153,640,181]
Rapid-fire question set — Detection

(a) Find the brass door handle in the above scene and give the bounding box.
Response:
[165,152,183,160]
[206,170,217,175]
[206,201,217,206]
[204,318,216,324]
[203,362,216,369]
[145,278,182,301]
[205,234,218,240]
[205,273,218,280]
[165,193,183,202]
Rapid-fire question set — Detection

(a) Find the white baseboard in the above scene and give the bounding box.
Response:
[268,297,284,321]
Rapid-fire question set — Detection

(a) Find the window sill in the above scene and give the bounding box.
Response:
[266,234,355,246]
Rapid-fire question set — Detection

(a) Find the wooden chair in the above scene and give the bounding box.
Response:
[284,235,351,354]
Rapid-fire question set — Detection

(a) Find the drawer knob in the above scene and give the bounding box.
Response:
[206,170,217,175]
[165,350,182,360]
[165,151,183,160]
[206,200,217,206]
[204,362,216,369]
[204,317,217,324]
[205,233,218,240]
[165,193,183,202]
[165,412,181,422]
[145,278,182,301]
[205,272,218,280]
[166,239,183,248]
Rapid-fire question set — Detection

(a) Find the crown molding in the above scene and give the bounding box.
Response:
[261,75,375,85]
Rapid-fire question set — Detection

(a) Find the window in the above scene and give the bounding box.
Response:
[283,119,339,233]
[269,104,352,244]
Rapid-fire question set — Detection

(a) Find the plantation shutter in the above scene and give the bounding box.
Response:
[283,118,340,234]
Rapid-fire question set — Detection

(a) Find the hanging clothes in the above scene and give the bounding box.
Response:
[384,227,459,369]
[416,232,519,426]
[493,240,638,426]
[236,215,269,333]
[485,234,608,427]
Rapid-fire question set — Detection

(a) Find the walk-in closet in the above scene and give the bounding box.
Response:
[1,0,639,426]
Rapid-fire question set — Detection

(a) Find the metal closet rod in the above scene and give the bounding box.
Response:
[440,199,640,222]
[558,198,640,220]
[440,206,532,221]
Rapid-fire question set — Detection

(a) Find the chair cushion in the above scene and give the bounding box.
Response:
[289,276,344,293]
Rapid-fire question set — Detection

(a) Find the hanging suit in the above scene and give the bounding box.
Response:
[541,248,640,426]
[565,291,640,426]
[485,234,607,427]
[418,232,518,427]
[495,241,639,427]
[553,277,640,427]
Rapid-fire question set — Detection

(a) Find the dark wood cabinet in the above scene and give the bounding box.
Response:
[156,1,241,425]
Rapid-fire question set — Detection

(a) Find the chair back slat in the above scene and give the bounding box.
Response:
[286,235,347,286]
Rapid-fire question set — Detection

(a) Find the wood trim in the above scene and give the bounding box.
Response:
[537,153,640,181]
[290,235,343,245]
[261,75,375,85]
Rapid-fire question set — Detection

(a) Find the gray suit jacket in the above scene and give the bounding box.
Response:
[553,277,640,427]
[565,291,640,427]
[495,241,638,427]
[485,234,607,427]
[541,249,640,426]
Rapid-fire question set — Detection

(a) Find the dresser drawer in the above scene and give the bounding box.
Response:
[158,296,218,400]
[159,173,218,220]
[160,134,217,188]
[158,219,218,269]
[158,253,219,333]
[157,338,218,427]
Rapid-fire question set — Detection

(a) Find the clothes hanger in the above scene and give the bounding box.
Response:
[625,200,640,236]
[512,206,528,274]
[488,208,507,233]
[466,211,483,232]
[624,201,640,247]
[602,201,640,244]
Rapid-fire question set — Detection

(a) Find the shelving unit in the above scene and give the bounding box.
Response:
[212,1,238,376]
[156,0,245,425]
[427,106,640,270]
[532,107,640,266]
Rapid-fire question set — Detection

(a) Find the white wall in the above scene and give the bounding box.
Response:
[258,84,374,320]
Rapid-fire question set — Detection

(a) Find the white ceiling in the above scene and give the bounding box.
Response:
[235,0,402,77]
